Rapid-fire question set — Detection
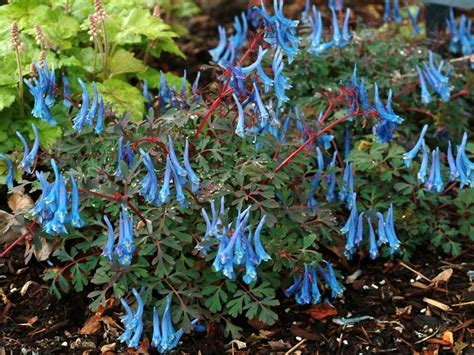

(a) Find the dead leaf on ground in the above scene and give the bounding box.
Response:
[442,331,454,347]
[267,340,291,351]
[18,316,38,327]
[8,191,34,212]
[431,269,453,285]
[305,302,337,320]
[423,298,452,312]
[80,315,101,335]
[100,343,116,353]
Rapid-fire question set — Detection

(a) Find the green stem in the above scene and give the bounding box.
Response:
[101,21,110,79]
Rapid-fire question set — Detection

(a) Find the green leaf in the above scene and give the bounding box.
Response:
[109,49,146,77]
[99,78,144,121]
[0,87,16,111]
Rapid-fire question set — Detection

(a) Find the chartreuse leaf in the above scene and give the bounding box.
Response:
[109,49,146,77]
[98,78,144,121]
[0,87,16,111]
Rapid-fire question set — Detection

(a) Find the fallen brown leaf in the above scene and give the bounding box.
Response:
[431,269,453,286]
[442,331,454,347]
[423,298,452,312]
[268,340,291,351]
[8,191,34,212]
[305,302,337,320]
[80,315,101,335]
[100,343,116,354]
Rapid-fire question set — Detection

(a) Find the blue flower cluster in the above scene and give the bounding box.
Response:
[138,137,200,208]
[383,0,402,24]
[23,61,58,125]
[143,71,202,113]
[30,159,84,235]
[284,260,344,305]
[258,0,300,63]
[446,8,473,61]
[114,136,135,179]
[405,1,420,35]
[416,51,452,104]
[72,79,105,134]
[404,126,473,191]
[348,65,404,143]
[307,5,351,56]
[341,193,400,259]
[0,153,14,189]
[197,200,271,284]
[118,290,189,353]
[209,12,249,65]
[16,123,40,174]
[102,205,135,266]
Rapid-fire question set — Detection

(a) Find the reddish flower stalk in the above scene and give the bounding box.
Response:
[130,137,168,155]
[194,31,265,138]
[275,109,373,173]
[0,222,36,258]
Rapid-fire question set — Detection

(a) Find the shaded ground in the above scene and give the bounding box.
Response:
[1,245,472,354]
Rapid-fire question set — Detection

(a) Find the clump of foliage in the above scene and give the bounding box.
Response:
[0,0,198,154]
[0,0,473,352]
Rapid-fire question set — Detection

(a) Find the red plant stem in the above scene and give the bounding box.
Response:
[130,137,168,155]
[194,32,265,138]
[275,110,368,173]
[441,181,457,196]
[126,201,147,225]
[450,88,469,100]
[0,223,36,258]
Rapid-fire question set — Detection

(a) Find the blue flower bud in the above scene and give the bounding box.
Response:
[0,154,14,189]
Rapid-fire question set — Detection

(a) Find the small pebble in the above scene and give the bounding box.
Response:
[343,340,348,345]
[415,275,422,281]
[371,284,379,290]
[296,336,302,341]
[379,279,386,285]
[410,279,415,283]
[61,342,68,347]
[420,308,426,313]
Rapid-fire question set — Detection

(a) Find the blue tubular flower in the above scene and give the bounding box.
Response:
[86,82,99,126]
[114,205,135,266]
[159,295,185,353]
[242,46,267,75]
[191,72,202,103]
[16,131,30,173]
[403,124,428,169]
[319,260,344,298]
[374,83,403,124]
[385,204,400,255]
[425,149,436,191]
[209,26,227,62]
[344,125,351,159]
[393,0,402,23]
[376,212,388,246]
[383,0,391,22]
[253,215,271,263]
[284,275,302,297]
[301,0,311,23]
[70,174,84,228]
[232,12,248,50]
[367,217,379,260]
[51,173,68,233]
[295,264,311,305]
[118,288,144,349]
[62,73,71,109]
[447,141,458,182]
[326,152,337,203]
[168,136,187,183]
[233,93,246,138]
[95,98,105,135]
[73,78,90,132]
[259,0,299,63]
[310,263,321,304]
[139,149,159,204]
[341,193,358,259]
[114,137,124,178]
[171,162,188,208]
[143,80,153,109]
[44,159,60,207]
[405,2,420,35]
[0,154,14,189]
[257,62,273,93]
[102,215,115,261]
[355,211,365,247]
[308,7,333,55]
[160,156,172,204]
[184,139,200,193]
[342,8,351,43]
[416,66,432,105]
[253,82,269,123]
[330,7,342,47]
[151,307,161,349]
[338,162,351,203]
[433,147,444,193]
[243,232,258,284]
[417,142,429,183]
[24,77,53,124]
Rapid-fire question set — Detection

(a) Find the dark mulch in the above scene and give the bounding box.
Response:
[1,244,473,354]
